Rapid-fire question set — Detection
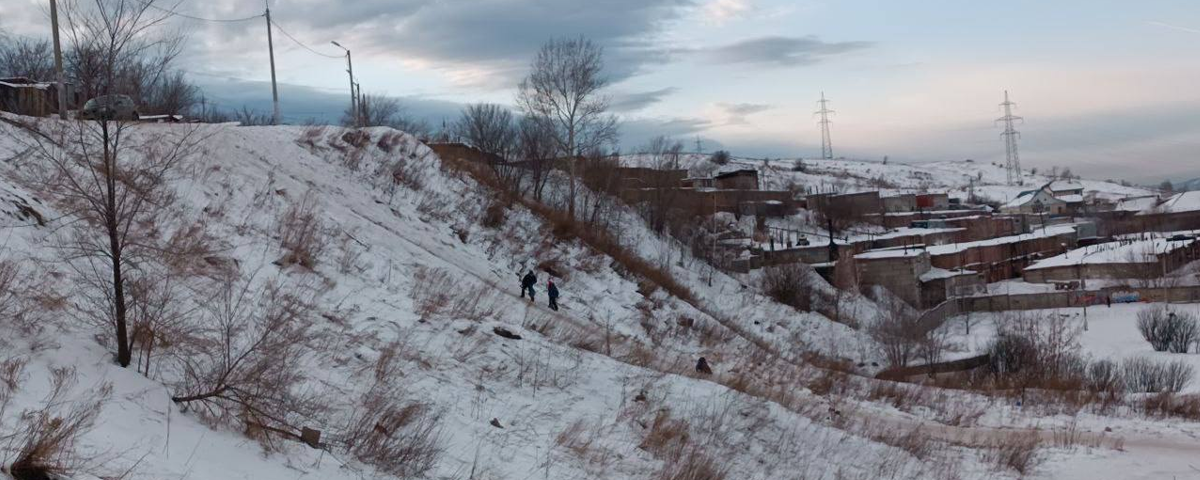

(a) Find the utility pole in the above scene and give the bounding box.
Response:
[331,41,355,127]
[815,92,834,160]
[264,0,281,124]
[997,90,1024,186]
[354,81,366,126]
[49,0,67,118]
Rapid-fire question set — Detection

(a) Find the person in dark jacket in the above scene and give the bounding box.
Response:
[547,280,559,311]
[521,271,537,301]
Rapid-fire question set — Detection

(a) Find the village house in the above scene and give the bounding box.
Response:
[1000,183,1068,215]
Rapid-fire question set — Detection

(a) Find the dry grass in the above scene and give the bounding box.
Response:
[276,192,329,270]
[656,447,728,480]
[338,346,445,478]
[5,370,111,480]
[980,432,1043,476]
[639,409,690,458]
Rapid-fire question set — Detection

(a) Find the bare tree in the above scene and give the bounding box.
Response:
[454,103,523,190]
[2,0,203,370]
[870,295,924,367]
[516,36,618,220]
[640,136,685,233]
[517,114,556,201]
[170,272,319,450]
[343,93,432,137]
[0,37,55,79]
[454,103,518,158]
[60,0,184,104]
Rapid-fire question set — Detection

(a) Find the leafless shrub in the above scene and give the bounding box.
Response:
[708,150,730,166]
[170,273,318,451]
[870,296,925,367]
[1084,359,1123,394]
[480,198,508,229]
[1141,392,1200,419]
[640,409,690,458]
[656,447,728,480]
[868,425,934,460]
[276,193,329,270]
[1137,305,1197,353]
[0,358,27,393]
[982,433,1042,475]
[759,263,814,311]
[985,312,1086,393]
[337,344,444,478]
[127,274,194,378]
[1122,357,1193,393]
[3,370,111,480]
[392,156,426,191]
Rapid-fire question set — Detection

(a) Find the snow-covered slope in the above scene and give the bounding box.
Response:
[2,115,1197,480]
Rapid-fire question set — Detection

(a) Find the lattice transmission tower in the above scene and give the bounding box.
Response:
[815,92,835,160]
[997,90,1024,186]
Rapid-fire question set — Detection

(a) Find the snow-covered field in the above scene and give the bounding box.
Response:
[0,114,1197,480]
[940,303,1200,393]
[621,152,1154,206]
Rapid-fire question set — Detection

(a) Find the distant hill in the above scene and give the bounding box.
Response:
[1175,177,1200,192]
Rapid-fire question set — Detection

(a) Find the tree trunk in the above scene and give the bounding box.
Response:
[103,121,132,368]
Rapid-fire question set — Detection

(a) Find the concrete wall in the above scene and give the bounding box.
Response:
[857,252,930,307]
[883,194,917,213]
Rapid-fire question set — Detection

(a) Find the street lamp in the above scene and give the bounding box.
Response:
[330,41,357,127]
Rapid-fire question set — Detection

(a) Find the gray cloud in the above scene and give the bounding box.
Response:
[701,35,872,67]
[611,87,679,112]
[717,102,772,124]
[260,0,693,85]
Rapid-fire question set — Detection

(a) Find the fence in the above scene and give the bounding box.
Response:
[916,285,1200,334]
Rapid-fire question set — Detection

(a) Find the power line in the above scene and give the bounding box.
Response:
[139,1,264,23]
[268,18,343,59]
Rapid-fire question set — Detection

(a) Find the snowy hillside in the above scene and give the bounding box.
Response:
[1,115,1198,480]
[622,152,1153,205]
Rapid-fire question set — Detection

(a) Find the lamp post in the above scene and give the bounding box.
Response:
[330,41,356,127]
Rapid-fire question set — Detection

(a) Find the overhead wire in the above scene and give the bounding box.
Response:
[268,18,344,59]
[139,1,264,23]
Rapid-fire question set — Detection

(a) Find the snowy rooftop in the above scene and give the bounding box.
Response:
[1025,237,1197,270]
[925,225,1078,256]
[1139,191,1200,215]
[920,267,977,282]
[1114,195,1161,213]
[855,246,928,260]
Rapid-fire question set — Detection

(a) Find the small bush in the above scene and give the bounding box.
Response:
[1137,305,1197,353]
[656,447,728,480]
[1122,357,1194,393]
[341,129,372,149]
[1084,359,1123,394]
[984,433,1042,475]
[759,264,814,311]
[276,193,328,269]
[339,345,444,478]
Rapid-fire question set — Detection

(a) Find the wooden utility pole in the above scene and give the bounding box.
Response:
[50,0,67,118]
[265,1,281,124]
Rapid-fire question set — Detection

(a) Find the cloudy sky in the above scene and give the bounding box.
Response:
[2,0,1198,183]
